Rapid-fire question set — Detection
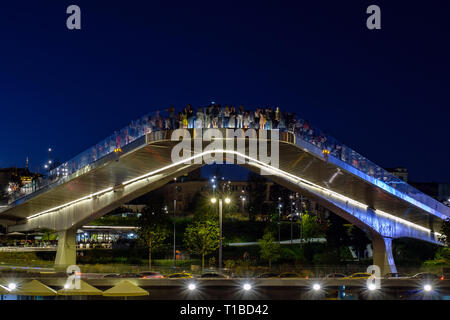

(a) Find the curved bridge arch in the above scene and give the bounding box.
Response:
[1,125,449,274]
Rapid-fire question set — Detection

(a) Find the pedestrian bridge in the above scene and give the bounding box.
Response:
[0,109,449,274]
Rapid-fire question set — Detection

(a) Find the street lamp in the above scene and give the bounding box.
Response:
[240,195,246,217]
[277,198,282,244]
[211,196,230,269]
[367,283,377,291]
[188,283,196,291]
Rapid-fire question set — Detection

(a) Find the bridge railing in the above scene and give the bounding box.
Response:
[7,107,447,217]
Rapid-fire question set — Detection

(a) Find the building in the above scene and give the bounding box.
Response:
[0,167,41,202]
[410,182,450,204]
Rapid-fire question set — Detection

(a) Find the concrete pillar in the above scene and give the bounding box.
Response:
[55,228,77,267]
[372,236,397,275]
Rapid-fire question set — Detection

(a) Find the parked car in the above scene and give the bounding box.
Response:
[257,272,280,278]
[166,272,193,279]
[411,272,440,280]
[120,273,141,278]
[279,272,301,278]
[103,273,121,278]
[384,272,409,279]
[139,271,164,279]
[199,272,227,278]
[285,213,300,221]
[325,273,347,279]
[343,273,372,280]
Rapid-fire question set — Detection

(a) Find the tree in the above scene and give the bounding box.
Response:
[137,201,170,268]
[258,232,280,268]
[183,220,220,269]
[247,172,268,221]
[41,229,57,241]
[301,213,326,241]
[439,218,450,246]
[348,225,371,260]
[325,214,351,262]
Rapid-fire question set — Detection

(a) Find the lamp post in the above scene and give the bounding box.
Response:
[299,194,303,247]
[278,197,282,244]
[211,196,230,269]
[240,194,246,217]
[173,179,179,269]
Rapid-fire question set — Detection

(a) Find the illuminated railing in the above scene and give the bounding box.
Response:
[7,106,447,217]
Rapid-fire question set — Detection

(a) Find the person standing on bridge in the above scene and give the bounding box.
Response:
[229,111,236,129]
[181,111,188,128]
[196,108,204,128]
[168,106,176,130]
[223,105,230,128]
[187,105,194,128]
[254,108,260,128]
[212,104,219,128]
[273,107,281,129]
[236,105,244,128]
[259,110,265,130]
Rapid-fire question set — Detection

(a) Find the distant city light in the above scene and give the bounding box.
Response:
[48,148,52,152]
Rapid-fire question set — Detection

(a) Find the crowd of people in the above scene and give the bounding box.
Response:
[60,103,341,172]
[8,103,403,203]
[47,103,378,178]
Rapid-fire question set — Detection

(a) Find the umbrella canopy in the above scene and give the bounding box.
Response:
[15,280,57,296]
[102,280,149,297]
[28,232,44,236]
[57,280,103,296]
[7,232,25,236]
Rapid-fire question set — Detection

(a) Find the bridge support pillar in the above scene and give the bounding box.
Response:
[55,227,77,267]
[372,236,397,275]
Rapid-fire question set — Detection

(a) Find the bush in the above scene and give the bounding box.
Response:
[224,259,236,269]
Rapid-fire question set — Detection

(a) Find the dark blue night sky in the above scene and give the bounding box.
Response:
[0,1,449,182]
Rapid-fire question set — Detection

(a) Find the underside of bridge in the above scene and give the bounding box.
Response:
[1,129,447,274]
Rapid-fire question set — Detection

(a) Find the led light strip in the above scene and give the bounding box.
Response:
[82,225,138,230]
[0,285,12,292]
[25,149,443,236]
[27,187,113,220]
